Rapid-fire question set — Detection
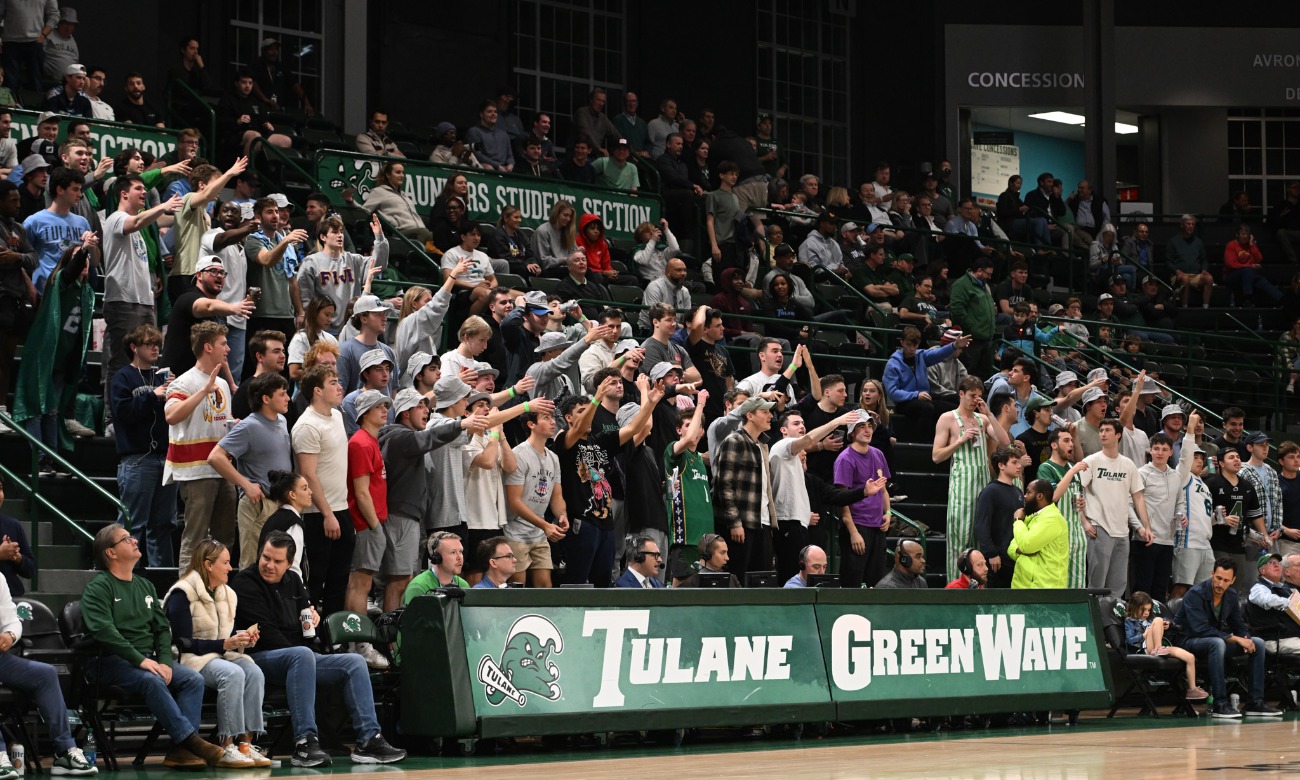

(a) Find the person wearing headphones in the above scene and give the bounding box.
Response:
[615,536,664,588]
[678,534,740,588]
[875,539,927,589]
[945,548,988,589]
[402,531,470,602]
[782,545,828,588]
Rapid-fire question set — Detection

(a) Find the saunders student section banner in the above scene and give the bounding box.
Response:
[400,588,1112,739]
[10,109,180,161]
[315,151,661,243]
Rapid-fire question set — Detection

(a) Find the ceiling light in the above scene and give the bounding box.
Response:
[1028,111,1086,125]
[1029,111,1139,134]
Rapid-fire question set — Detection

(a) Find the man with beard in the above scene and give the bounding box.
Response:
[160,255,255,378]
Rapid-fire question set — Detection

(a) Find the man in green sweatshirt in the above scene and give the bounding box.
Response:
[949,255,997,378]
[81,524,227,769]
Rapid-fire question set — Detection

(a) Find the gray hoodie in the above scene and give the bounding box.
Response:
[394,286,451,369]
[525,337,591,402]
[377,416,464,522]
[297,237,389,330]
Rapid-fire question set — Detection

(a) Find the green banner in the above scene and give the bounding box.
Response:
[818,600,1106,703]
[314,151,661,242]
[399,589,1112,739]
[10,109,179,161]
[463,604,827,715]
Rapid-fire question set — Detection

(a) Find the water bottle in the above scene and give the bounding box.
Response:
[1230,693,1240,711]
[83,729,96,768]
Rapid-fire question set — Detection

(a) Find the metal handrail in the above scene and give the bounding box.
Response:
[0,410,113,589]
[252,142,319,208]
[163,79,217,159]
[1040,314,1285,349]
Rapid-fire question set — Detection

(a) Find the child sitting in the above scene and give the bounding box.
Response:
[1124,592,1209,701]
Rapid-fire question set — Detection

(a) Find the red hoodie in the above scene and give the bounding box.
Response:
[576,213,613,274]
[1223,239,1262,271]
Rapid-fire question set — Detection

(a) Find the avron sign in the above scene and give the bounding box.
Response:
[416,591,1111,737]
[315,151,660,242]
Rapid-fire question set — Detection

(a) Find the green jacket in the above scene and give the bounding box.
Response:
[949,272,996,340]
[12,268,93,450]
[81,572,176,667]
[1008,503,1070,589]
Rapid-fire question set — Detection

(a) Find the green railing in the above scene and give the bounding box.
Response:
[164,79,217,159]
[252,139,319,208]
[0,411,113,589]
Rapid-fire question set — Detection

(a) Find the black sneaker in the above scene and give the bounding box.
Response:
[1210,700,1242,719]
[351,734,406,764]
[292,734,332,767]
[1245,700,1283,717]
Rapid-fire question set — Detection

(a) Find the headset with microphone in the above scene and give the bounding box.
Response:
[798,545,812,571]
[427,531,458,567]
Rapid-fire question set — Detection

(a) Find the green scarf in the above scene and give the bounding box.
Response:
[12,269,94,451]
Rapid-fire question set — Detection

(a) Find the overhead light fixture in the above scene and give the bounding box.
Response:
[1029,111,1139,135]
[1028,111,1086,126]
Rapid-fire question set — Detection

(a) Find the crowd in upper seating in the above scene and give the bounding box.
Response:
[4,8,1300,765]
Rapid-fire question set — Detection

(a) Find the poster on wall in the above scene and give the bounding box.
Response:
[971,144,1020,209]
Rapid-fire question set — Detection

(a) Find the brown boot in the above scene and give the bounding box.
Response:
[182,734,227,766]
[162,747,205,770]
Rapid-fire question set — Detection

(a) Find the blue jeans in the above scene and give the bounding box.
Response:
[1181,635,1266,701]
[23,373,65,454]
[199,656,265,741]
[1226,267,1282,303]
[1129,330,1177,345]
[563,521,615,588]
[225,327,246,384]
[1,42,43,90]
[0,652,74,751]
[118,452,178,567]
[251,646,380,743]
[89,655,205,744]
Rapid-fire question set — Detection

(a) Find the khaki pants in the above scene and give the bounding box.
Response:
[177,478,238,570]
[237,495,279,569]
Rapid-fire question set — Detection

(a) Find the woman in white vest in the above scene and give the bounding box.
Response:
[163,539,271,768]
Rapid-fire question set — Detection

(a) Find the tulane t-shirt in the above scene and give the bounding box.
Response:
[23,209,90,293]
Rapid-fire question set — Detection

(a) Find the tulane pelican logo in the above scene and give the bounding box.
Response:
[343,614,362,634]
[477,615,564,706]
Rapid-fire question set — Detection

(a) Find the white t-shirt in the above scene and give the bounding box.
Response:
[202,227,248,329]
[291,406,349,512]
[770,437,810,526]
[441,246,495,286]
[287,330,339,367]
[464,433,508,531]
[439,348,477,381]
[102,210,154,306]
[1119,425,1150,469]
[1079,451,1143,538]
[504,441,560,543]
[162,367,233,484]
[737,370,795,398]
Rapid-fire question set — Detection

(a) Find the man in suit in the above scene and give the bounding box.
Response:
[615,536,664,588]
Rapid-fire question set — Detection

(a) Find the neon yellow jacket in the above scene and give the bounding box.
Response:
[1008,503,1070,589]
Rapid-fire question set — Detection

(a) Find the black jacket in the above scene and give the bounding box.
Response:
[232,565,311,652]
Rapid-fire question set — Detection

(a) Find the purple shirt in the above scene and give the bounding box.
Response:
[833,445,891,528]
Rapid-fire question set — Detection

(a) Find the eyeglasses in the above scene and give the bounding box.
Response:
[491,553,517,561]
[205,269,227,277]
[112,535,136,547]
[640,550,663,558]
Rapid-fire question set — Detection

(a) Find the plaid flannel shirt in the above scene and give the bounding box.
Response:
[711,429,778,530]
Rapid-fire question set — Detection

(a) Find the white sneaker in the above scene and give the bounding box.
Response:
[64,418,96,437]
[357,642,389,670]
[215,743,256,768]
[0,406,12,434]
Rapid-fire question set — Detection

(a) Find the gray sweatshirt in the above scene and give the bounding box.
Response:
[525,338,591,402]
[377,416,464,522]
[0,0,58,43]
[394,286,451,369]
[297,237,389,329]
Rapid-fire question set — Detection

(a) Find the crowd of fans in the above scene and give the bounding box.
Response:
[2,8,1300,766]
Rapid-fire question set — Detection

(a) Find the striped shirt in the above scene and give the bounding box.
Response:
[162,367,233,484]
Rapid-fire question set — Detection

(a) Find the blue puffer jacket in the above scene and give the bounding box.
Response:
[883,343,958,403]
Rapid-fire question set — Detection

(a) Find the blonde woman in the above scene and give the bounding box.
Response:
[529,200,577,274]
[163,539,270,768]
[392,257,471,367]
[825,185,851,211]
[858,378,897,462]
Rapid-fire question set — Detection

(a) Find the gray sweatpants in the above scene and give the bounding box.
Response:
[1086,531,1129,597]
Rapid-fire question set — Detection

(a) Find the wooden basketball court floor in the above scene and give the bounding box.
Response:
[123,713,1300,778]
